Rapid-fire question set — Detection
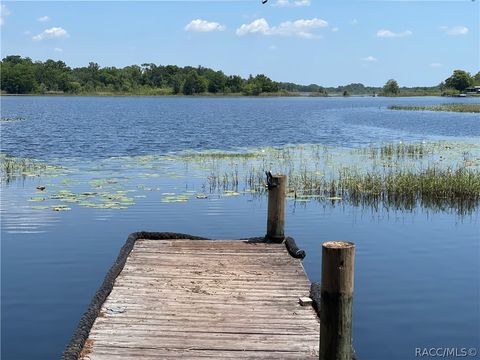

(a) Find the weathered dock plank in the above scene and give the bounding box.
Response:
[78,239,319,359]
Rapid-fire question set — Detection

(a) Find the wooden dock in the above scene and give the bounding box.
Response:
[77,238,319,359]
[66,175,356,360]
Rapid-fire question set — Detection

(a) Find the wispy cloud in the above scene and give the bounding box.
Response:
[1,4,11,26]
[362,56,378,62]
[376,29,412,38]
[440,25,468,35]
[268,44,277,50]
[54,47,63,52]
[33,27,69,41]
[185,19,225,32]
[273,0,311,7]
[430,62,441,68]
[331,27,339,32]
[236,18,328,39]
[350,19,358,25]
[37,16,50,22]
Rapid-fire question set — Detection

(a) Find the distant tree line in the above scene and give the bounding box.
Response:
[0,55,289,96]
[1,56,478,96]
[381,70,480,96]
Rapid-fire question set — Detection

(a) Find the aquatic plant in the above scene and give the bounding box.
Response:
[355,142,432,159]
[0,117,26,122]
[0,154,64,183]
[2,141,479,215]
[389,103,480,113]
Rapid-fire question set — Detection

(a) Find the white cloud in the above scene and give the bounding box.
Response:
[331,27,339,32]
[376,29,412,38]
[440,25,468,35]
[273,0,311,7]
[33,27,69,41]
[268,44,277,50]
[1,4,11,26]
[37,16,50,22]
[362,56,378,62]
[236,18,270,36]
[185,19,225,32]
[236,18,328,39]
[53,47,63,52]
[430,62,441,68]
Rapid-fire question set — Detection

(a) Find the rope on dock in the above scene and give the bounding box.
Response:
[62,231,307,360]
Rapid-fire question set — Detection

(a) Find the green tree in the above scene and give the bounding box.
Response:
[471,71,480,86]
[207,71,226,93]
[383,79,399,95]
[1,60,37,94]
[226,75,244,93]
[182,71,207,95]
[445,70,473,91]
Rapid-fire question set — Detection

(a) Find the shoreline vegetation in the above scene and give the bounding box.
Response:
[2,55,479,97]
[389,103,480,113]
[2,141,479,215]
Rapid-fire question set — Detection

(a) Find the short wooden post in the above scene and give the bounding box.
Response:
[266,173,286,242]
[319,241,355,360]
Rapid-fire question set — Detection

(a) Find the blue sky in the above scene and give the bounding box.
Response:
[1,0,478,86]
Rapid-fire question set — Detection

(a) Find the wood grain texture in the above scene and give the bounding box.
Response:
[80,239,319,359]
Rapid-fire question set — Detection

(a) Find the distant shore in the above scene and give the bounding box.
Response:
[3,91,477,98]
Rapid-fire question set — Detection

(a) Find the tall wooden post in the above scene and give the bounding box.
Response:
[266,173,286,242]
[319,241,355,360]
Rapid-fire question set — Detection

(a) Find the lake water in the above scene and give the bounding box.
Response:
[1,96,479,360]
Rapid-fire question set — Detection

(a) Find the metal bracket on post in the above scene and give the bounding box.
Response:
[266,171,278,190]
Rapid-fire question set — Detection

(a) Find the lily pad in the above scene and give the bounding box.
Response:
[52,205,71,211]
[223,191,240,197]
[29,197,47,202]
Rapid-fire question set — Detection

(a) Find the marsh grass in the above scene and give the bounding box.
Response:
[389,103,480,113]
[181,142,480,215]
[356,142,432,159]
[2,141,479,215]
[0,154,64,183]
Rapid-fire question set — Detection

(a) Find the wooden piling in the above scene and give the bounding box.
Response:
[266,173,287,242]
[319,241,355,360]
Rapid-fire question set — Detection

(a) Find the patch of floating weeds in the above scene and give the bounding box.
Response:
[223,191,240,197]
[4,140,480,215]
[29,197,47,202]
[389,103,480,113]
[1,117,25,122]
[35,189,137,210]
[161,194,190,203]
[52,205,71,212]
[1,154,65,183]
[30,205,52,210]
[30,204,71,211]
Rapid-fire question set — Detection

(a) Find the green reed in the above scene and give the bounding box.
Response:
[389,103,480,113]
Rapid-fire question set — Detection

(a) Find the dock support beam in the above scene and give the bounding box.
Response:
[266,173,286,242]
[319,241,355,360]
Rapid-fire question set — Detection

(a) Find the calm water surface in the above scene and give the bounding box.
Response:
[1,96,479,360]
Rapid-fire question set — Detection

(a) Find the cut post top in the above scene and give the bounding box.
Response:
[322,241,355,249]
